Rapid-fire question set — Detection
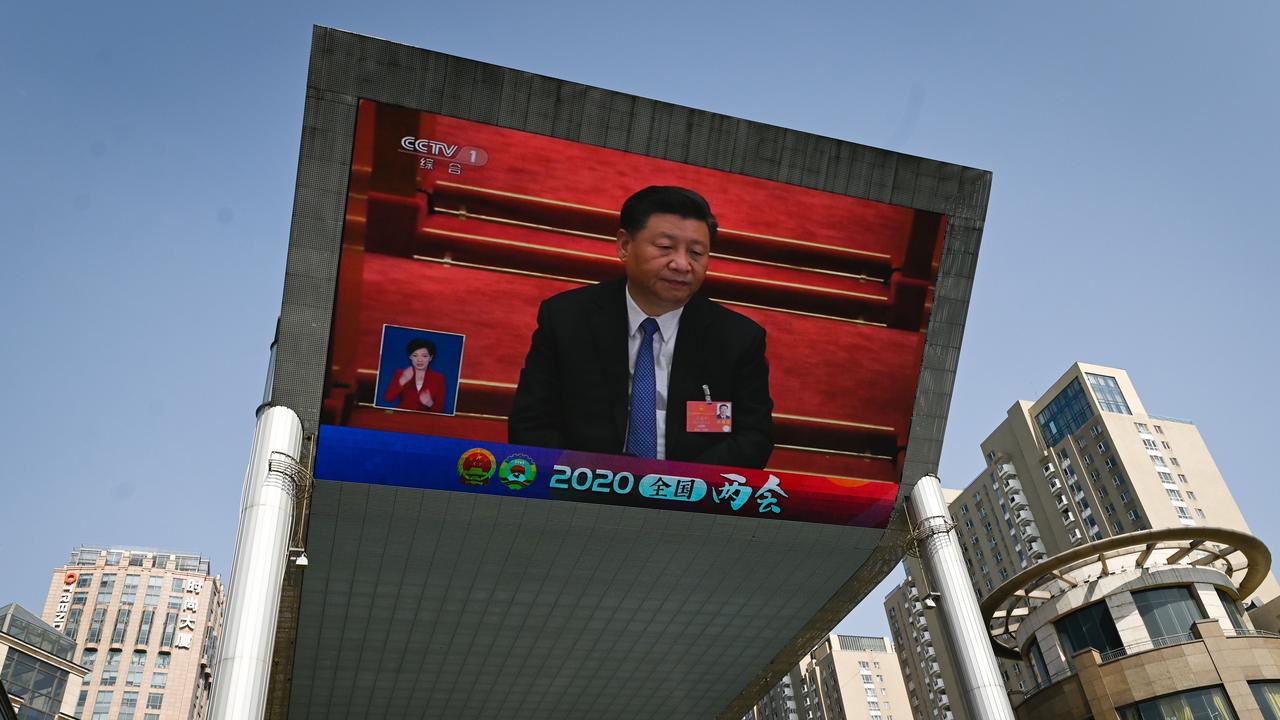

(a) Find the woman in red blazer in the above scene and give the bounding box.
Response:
[383,338,447,412]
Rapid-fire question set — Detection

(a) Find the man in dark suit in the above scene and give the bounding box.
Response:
[508,186,773,468]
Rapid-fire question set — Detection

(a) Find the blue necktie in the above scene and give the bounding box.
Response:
[626,317,660,458]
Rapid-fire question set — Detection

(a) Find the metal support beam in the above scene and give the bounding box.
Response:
[209,405,304,720]
[910,474,1016,720]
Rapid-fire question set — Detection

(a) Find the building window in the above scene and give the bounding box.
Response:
[1196,508,1206,519]
[1252,682,1280,720]
[1176,506,1193,520]
[1128,509,1141,521]
[145,577,162,608]
[122,574,140,606]
[1157,471,1174,484]
[65,607,84,638]
[112,608,132,644]
[1035,378,1095,447]
[1170,457,1180,467]
[1113,474,1126,487]
[1105,456,1116,468]
[77,572,95,589]
[1154,424,1164,434]
[1117,686,1235,720]
[127,650,146,687]
[102,649,121,686]
[1,651,72,719]
[1056,601,1124,657]
[1166,488,1184,501]
[160,612,178,648]
[1085,372,1133,414]
[1120,491,1132,503]
[92,691,114,720]
[1135,422,1149,432]
[106,551,122,566]
[1162,441,1171,449]
[1186,491,1197,501]
[1152,455,1168,468]
[86,607,107,644]
[82,648,98,670]
[1143,438,1159,450]
[170,578,185,592]
[120,690,139,720]
[155,653,171,669]
[136,609,155,645]
[147,692,164,710]
[98,574,117,604]
[1217,589,1247,631]
[1178,474,1189,484]
[151,672,167,688]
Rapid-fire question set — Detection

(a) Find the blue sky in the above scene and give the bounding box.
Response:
[2,2,1277,641]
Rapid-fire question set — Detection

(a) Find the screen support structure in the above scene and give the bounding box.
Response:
[209,405,305,720]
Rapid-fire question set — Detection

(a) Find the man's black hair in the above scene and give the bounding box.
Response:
[619,186,718,242]
[406,338,437,357]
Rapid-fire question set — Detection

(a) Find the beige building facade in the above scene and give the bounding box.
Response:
[744,634,912,720]
[884,363,1279,718]
[982,528,1280,719]
[40,547,224,720]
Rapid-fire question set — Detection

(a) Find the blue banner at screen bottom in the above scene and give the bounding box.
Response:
[314,425,897,527]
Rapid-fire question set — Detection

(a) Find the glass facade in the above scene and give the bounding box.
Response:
[1133,586,1204,641]
[1036,378,1095,448]
[1056,601,1124,657]
[1117,686,1235,720]
[0,605,76,661]
[1253,681,1280,720]
[1,650,70,720]
[1217,589,1246,631]
[1086,372,1133,415]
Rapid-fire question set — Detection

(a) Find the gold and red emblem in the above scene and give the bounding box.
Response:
[457,448,497,486]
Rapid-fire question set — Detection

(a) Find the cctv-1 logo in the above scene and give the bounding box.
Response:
[548,465,708,503]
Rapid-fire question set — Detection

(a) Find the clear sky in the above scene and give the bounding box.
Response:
[2,2,1277,642]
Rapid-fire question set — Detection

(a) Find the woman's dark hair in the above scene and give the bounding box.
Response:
[619,186,717,242]
[406,338,437,357]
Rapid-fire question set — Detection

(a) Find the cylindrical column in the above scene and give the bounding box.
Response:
[209,405,303,720]
[910,474,1016,720]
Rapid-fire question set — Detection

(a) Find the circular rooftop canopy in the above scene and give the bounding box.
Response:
[979,527,1270,659]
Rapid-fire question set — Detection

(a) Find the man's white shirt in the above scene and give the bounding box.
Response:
[624,286,683,459]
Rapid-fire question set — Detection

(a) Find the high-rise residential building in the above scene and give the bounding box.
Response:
[743,634,912,720]
[40,547,224,720]
[884,362,1279,719]
[0,603,87,719]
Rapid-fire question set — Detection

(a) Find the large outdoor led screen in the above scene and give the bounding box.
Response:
[313,99,948,528]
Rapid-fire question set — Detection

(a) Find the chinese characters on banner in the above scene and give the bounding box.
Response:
[173,579,202,650]
[712,474,790,514]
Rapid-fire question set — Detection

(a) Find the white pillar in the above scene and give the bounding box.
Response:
[209,405,304,720]
[910,474,1016,720]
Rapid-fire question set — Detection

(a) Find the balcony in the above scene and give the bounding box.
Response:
[1055,495,1069,510]
[996,462,1018,480]
[1015,510,1035,526]
[1048,477,1063,492]
[1009,492,1029,510]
